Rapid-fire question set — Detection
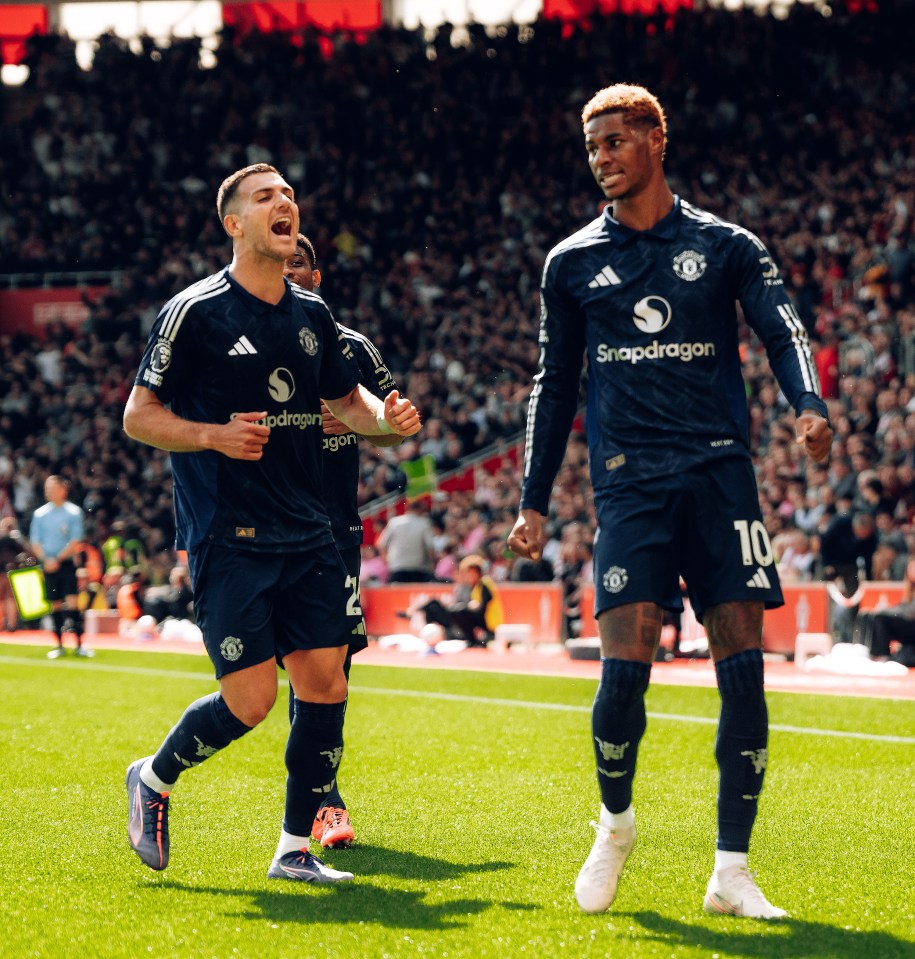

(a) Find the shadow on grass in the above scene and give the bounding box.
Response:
[628,910,914,959]
[149,846,532,931]
[324,843,514,881]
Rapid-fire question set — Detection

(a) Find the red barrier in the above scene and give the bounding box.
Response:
[575,582,906,656]
[0,287,109,336]
[361,583,564,644]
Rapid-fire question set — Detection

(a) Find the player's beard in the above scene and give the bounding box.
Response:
[253,235,293,264]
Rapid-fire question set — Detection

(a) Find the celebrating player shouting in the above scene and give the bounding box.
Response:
[123,164,421,886]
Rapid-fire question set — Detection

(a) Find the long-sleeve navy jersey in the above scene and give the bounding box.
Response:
[521,197,828,515]
[321,324,397,550]
[134,268,358,552]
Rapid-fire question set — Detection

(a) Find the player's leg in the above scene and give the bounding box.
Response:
[126,663,266,869]
[575,602,660,913]
[270,646,353,883]
[268,550,358,884]
[575,482,680,913]
[685,460,786,919]
[126,546,273,871]
[310,544,364,849]
[44,570,66,658]
[310,646,356,847]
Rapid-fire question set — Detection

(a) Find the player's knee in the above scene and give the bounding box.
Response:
[301,673,348,704]
[704,601,764,659]
[223,686,276,727]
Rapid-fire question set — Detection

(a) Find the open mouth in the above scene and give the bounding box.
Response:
[272,217,292,237]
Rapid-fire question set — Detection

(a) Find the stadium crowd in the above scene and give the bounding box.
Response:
[0,4,913,638]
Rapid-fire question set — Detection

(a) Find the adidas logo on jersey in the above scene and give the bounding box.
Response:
[228,336,258,356]
[588,265,622,288]
[746,568,772,589]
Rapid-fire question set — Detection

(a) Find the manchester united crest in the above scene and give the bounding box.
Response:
[299,327,318,356]
[220,636,243,662]
[673,249,707,282]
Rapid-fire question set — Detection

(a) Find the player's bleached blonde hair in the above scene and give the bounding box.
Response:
[582,84,668,154]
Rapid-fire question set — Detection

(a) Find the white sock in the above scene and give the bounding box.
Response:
[600,804,635,831]
[275,830,310,860]
[140,759,174,794]
[714,850,748,873]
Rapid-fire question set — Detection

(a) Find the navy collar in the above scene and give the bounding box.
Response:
[224,267,293,315]
[602,195,681,244]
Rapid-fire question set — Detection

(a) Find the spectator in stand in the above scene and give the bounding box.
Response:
[359,544,388,585]
[101,565,126,608]
[76,566,108,612]
[819,511,878,584]
[409,554,504,648]
[143,565,194,623]
[378,499,437,583]
[116,566,147,626]
[868,558,915,666]
[102,520,148,574]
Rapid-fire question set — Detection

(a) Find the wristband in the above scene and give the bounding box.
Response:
[376,411,395,434]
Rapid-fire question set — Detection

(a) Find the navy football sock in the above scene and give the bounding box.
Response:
[150,693,252,786]
[591,658,652,813]
[284,699,347,836]
[714,648,768,852]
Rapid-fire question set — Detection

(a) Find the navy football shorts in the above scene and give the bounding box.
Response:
[188,542,365,678]
[592,457,783,624]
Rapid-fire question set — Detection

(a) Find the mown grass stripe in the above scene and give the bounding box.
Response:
[2,654,912,745]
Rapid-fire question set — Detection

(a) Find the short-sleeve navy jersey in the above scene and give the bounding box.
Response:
[521,197,828,514]
[321,324,397,549]
[135,268,359,551]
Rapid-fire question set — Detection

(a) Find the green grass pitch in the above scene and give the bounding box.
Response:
[1,643,913,959]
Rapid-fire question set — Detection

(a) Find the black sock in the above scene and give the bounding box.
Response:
[150,693,252,786]
[591,658,651,813]
[714,648,768,852]
[284,699,346,836]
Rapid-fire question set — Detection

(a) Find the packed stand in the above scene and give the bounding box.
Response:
[0,6,913,647]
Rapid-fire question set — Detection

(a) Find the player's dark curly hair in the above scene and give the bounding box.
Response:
[582,84,667,153]
[295,233,317,269]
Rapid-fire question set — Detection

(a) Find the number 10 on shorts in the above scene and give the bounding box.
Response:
[733,520,774,567]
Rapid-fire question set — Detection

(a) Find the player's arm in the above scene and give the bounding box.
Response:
[324,386,421,438]
[321,334,405,446]
[320,400,402,446]
[735,235,833,464]
[509,254,585,559]
[123,385,270,460]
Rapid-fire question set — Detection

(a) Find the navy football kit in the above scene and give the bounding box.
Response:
[322,323,398,553]
[135,268,362,675]
[521,197,828,620]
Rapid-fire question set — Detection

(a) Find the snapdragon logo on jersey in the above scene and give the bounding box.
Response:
[323,433,359,453]
[230,368,322,431]
[595,295,716,365]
